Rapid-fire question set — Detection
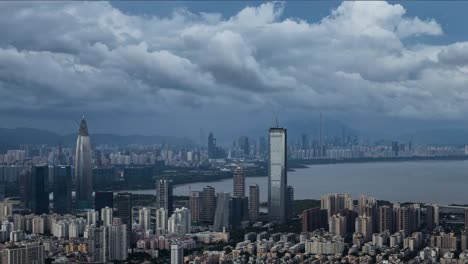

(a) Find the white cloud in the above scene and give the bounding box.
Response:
[0,0,466,124]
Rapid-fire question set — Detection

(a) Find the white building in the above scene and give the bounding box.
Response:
[139,207,151,231]
[171,244,183,264]
[101,207,113,226]
[168,207,191,236]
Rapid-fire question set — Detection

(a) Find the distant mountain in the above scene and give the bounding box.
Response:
[0,127,193,150]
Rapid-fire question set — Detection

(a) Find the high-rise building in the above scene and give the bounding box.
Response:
[189,191,201,223]
[357,195,377,216]
[87,210,99,226]
[95,191,114,213]
[287,185,294,220]
[395,205,418,236]
[426,204,439,231]
[213,192,230,231]
[268,127,287,223]
[75,117,93,208]
[329,214,347,237]
[378,205,394,233]
[230,196,248,229]
[92,168,115,191]
[0,242,45,264]
[115,192,132,245]
[85,225,107,263]
[321,193,353,218]
[168,207,191,235]
[233,166,245,197]
[101,206,113,226]
[249,185,260,221]
[108,218,128,261]
[156,208,168,235]
[53,165,72,214]
[31,166,49,215]
[139,207,151,231]
[301,208,328,232]
[171,244,183,264]
[355,215,373,242]
[201,186,215,224]
[465,209,468,229]
[156,179,173,215]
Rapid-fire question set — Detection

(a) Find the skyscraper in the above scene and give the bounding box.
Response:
[287,185,294,220]
[208,132,217,159]
[156,208,168,235]
[31,166,49,215]
[213,192,230,231]
[302,208,328,232]
[249,184,260,222]
[355,215,373,242]
[156,179,173,215]
[53,165,72,214]
[321,193,353,218]
[268,127,287,223]
[115,192,132,245]
[230,196,248,229]
[101,206,113,226]
[189,191,201,223]
[378,205,394,233]
[233,166,245,197]
[168,207,191,235]
[108,218,128,261]
[75,117,92,208]
[138,207,151,231]
[201,186,216,224]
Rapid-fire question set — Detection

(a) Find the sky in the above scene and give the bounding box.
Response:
[2,1,468,142]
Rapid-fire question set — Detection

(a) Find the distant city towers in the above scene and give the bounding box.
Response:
[75,117,93,208]
[156,179,173,215]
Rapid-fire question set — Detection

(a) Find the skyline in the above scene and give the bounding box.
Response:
[2,1,468,139]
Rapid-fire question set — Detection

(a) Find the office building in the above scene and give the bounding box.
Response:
[171,244,183,264]
[156,179,173,215]
[249,184,260,221]
[31,166,49,215]
[201,186,215,224]
[53,165,72,214]
[213,192,230,231]
[101,207,113,226]
[95,191,114,213]
[268,127,287,223]
[230,196,248,229]
[189,191,201,223]
[75,117,93,207]
[233,166,245,197]
[115,192,132,244]
[426,204,439,231]
[287,185,294,220]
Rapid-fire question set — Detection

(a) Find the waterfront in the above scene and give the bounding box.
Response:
[118,160,468,205]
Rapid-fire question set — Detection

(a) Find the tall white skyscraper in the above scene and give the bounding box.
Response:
[268,127,287,223]
[139,207,151,231]
[171,244,183,264]
[156,208,168,234]
[101,206,113,226]
[75,117,92,207]
[168,207,191,235]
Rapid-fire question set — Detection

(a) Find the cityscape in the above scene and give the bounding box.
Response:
[1,1,468,264]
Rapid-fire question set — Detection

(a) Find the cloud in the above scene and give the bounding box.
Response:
[0,0,466,130]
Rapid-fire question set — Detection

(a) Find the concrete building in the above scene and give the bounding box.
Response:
[101,206,113,226]
[168,207,191,236]
[171,244,183,264]
[321,193,353,218]
[189,191,201,223]
[213,192,230,232]
[156,179,173,215]
[138,207,151,231]
[249,184,260,222]
[233,166,245,197]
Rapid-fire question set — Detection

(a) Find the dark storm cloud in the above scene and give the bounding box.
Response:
[0,0,468,130]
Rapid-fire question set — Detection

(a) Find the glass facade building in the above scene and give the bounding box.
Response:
[268,127,287,223]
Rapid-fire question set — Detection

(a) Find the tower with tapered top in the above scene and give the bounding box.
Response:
[75,116,92,208]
